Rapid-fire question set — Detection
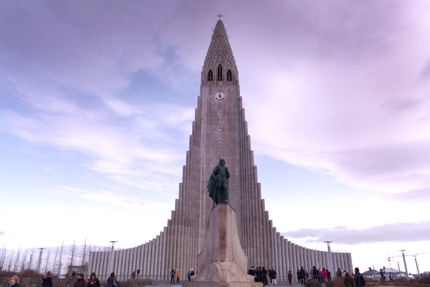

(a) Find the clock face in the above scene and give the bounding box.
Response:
[215,91,225,101]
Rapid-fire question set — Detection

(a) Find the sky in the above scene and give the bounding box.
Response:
[1,0,430,275]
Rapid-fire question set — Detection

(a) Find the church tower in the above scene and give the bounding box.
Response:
[89,19,353,280]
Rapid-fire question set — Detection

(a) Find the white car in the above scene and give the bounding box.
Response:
[393,273,415,280]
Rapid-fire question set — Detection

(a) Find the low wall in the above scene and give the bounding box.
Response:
[0,278,155,287]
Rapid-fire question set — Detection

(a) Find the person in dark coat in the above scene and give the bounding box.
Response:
[42,271,53,287]
[74,273,86,287]
[8,275,20,287]
[87,273,100,287]
[344,272,355,287]
[288,270,293,285]
[170,269,175,284]
[354,268,365,287]
[107,272,117,287]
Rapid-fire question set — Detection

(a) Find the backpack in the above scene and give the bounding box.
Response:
[360,275,366,286]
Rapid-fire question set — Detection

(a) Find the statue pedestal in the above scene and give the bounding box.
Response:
[193,204,260,286]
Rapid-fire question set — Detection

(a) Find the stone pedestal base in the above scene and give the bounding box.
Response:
[193,204,257,284]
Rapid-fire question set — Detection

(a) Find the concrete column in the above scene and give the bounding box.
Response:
[300,248,305,271]
[335,253,341,273]
[153,237,160,279]
[281,237,286,278]
[312,250,317,270]
[102,250,108,278]
[346,253,353,273]
[107,241,116,277]
[137,245,143,278]
[273,234,279,275]
[316,251,322,269]
[116,250,122,279]
[291,243,296,281]
[143,242,148,278]
[304,248,309,271]
[151,240,157,277]
[130,248,135,278]
[287,241,292,274]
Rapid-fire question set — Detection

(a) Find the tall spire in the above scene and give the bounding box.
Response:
[89,19,353,281]
[202,19,239,86]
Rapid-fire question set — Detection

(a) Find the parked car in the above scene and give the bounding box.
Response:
[393,273,415,280]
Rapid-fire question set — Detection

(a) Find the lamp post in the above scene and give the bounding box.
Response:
[414,255,420,279]
[324,241,333,278]
[400,250,409,280]
[107,241,117,276]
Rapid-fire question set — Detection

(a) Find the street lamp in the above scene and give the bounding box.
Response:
[400,250,409,280]
[324,241,333,277]
[107,241,117,276]
[414,255,420,279]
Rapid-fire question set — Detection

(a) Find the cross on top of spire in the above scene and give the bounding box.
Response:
[217,13,223,20]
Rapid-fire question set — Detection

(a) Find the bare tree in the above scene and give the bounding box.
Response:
[44,249,51,273]
[7,249,14,271]
[0,247,7,270]
[28,249,34,270]
[70,240,76,270]
[55,241,65,276]
[20,249,28,271]
[13,249,21,272]
[81,239,87,267]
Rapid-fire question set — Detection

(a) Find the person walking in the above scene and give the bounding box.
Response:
[170,269,175,284]
[176,269,181,283]
[269,268,277,285]
[288,270,293,285]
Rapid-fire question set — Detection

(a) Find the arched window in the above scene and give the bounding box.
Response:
[208,70,213,81]
[217,65,222,81]
[227,70,232,82]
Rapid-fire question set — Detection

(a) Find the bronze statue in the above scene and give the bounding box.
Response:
[207,159,230,206]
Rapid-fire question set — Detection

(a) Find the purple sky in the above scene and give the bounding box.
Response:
[1,0,430,273]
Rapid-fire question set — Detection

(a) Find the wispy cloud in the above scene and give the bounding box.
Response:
[282,221,430,244]
[52,186,170,209]
[386,188,430,202]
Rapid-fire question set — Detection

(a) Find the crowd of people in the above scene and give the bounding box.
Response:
[245,265,367,286]
[247,266,278,285]
[5,272,112,287]
[4,265,366,287]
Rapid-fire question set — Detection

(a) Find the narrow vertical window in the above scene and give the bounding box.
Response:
[217,65,222,81]
[227,70,232,81]
[208,70,213,81]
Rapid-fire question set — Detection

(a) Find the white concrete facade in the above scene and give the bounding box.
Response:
[89,19,353,281]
